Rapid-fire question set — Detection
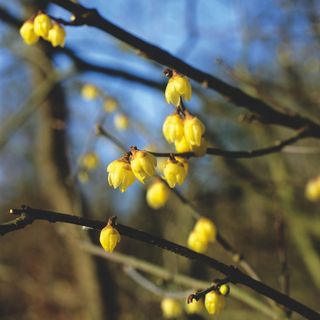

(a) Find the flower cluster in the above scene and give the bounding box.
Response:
[204,284,230,315]
[305,176,320,201]
[107,148,157,192]
[163,111,207,155]
[99,223,121,253]
[146,180,170,209]
[20,12,65,47]
[188,217,217,253]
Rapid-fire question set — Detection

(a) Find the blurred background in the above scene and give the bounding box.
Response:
[0,0,319,319]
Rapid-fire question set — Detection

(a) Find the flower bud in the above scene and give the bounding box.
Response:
[194,217,217,243]
[204,291,225,315]
[20,20,39,45]
[305,176,320,201]
[33,13,52,38]
[146,180,169,209]
[161,298,182,319]
[114,114,129,130]
[187,230,208,253]
[163,158,188,188]
[81,84,100,100]
[47,23,66,47]
[184,113,205,147]
[99,225,121,253]
[165,73,192,107]
[162,113,184,143]
[219,284,230,296]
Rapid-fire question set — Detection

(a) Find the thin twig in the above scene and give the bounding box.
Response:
[2,206,319,320]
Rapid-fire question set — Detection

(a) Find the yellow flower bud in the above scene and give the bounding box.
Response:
[103,97,118,112]
[81,84,100,100]
[130,149,157,183]
[162,113,184,143]
[194,217,217,243]
[174,136,193,153]
[80,152,100,170]
[185,299,203,315]
[114,114,129,130]
[204,291,225,315]
[184,113,205,147]
[47,23,66,47]
[146,180,169,209]
[99,225,121,253]
[187,230,208,253]
[161,298,182,319]
[163,158,188,188]
[219,284,230,296]
[165,73,192,106]
[33,13,52,38]
[305,176,320,201]
[107,159,136,192]
[20,20,39,45]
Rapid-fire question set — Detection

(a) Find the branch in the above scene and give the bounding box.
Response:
[1,206,319,320]
[49,0,320,135]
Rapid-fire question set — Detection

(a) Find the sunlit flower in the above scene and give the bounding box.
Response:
[107,159,135,192]
[161,298,182,319]
[204,291,225,315]
[146,180,169,209]
[185,299,203,315]
[187,230,208,253]
[47,23,66,47]
[163,158,188,188]
[219,284,230,296]
[165,72,192,107]
[80,152,100,170]
[20,20,39,45]
[130,149,157,183]
[194,217,217,243]
[184,112,205,147]
[99,225,121,253]
[114,114,129,130]
[305,176,320,201]
[81,84,100,100]
[162,113,184,143]
[33,13,52,38]
[103,97,118,112]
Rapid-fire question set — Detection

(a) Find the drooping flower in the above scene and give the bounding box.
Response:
[107,159,136,192]
[146,180,169,209]
[130,148,157,183]
[20,20,39,45]
[162,113,184,143]
[204,291,225,315]
[99,225,121,253]
[47,23,66,47]
[163,158,188,188]
[187,230,208,253]
[194,217,217,243]
[165,71,192,107]
[161,298,183,319]
[184,112,205,147]
[33,13,52,38]
[174,136,193,153]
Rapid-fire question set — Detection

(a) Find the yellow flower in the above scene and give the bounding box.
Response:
[174,136,193,153]
[305,176,320,201]
[187,230,208,253]
[20,20,39,45]
[47,23,66,47]
[204,291,225,315]
[80,152,100,170]
[146,180,169,209]
[33,13,52,38]
[81,84,100,100]
[185,299,203,315]
[184,113,205,147]
[130,149,157,183]
[99,225,121,253]
[194,217,217,243]
[175,157,189,175]
[162,113,184,143]
[107,159,136,192]
[165,73,192,107]
[161,298,182,319]
[219,284,230,296]
[103,97,118,112]
[114,114,129,130]
[163,158,188,188]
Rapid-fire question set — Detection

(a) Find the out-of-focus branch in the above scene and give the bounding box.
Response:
[49,0,320,135]
[3,206,320,320]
